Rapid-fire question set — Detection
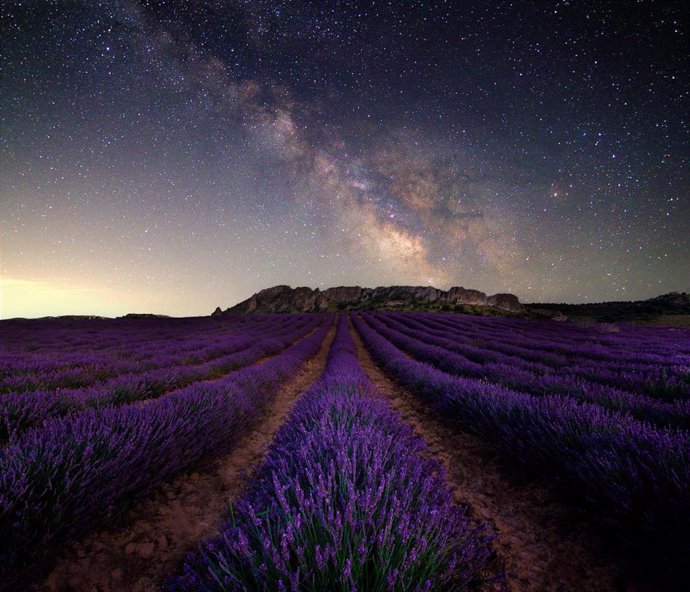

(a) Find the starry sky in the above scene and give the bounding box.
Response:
[1,0,688,318]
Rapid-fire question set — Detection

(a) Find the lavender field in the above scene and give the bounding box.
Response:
[1,312,688,592]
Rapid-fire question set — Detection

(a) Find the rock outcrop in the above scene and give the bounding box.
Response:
[216,284,524,314]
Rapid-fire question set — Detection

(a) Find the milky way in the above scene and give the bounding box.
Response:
[1,1,688,317]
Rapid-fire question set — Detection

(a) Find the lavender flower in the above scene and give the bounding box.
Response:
[0,315,333,585]
[354,312,690,581]
[166,315,492,591]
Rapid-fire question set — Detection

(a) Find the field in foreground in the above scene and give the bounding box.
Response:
[1,312,688,591]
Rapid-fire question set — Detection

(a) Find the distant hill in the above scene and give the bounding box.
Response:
[118,313,171,319]
[214,285,524,315]
[528,292,690,323]
[1,315,109,322]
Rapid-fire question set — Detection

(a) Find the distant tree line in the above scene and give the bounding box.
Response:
[534,293,690,322]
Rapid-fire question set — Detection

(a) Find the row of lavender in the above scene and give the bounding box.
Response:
[446,319,690,400]
[365,312,690,428]
[1,316,300,392]
[0,315,322,440]
[354,313,690,580]
[381,314,690,400]
[0,315,333,589]
[168,315,493,591]
[415,311,690,366]
[0,316,245,380]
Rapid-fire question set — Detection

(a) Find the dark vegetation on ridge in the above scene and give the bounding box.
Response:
[530,292,690,324]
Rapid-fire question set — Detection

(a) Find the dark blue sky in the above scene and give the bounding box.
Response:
[1,0,688,317]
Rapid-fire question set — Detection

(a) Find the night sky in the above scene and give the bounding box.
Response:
[1,1,688,318]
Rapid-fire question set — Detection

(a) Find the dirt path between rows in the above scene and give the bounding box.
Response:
[34,323,336,592]
[349,321,643,592]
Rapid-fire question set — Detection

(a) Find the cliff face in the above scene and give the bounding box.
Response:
[217,284,524,314]
[236,285,330,313]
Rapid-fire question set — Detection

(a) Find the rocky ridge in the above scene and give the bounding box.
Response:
[214,284,524,315]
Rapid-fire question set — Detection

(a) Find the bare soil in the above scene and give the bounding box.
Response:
[349,321,649,592]
[33,323,337,592]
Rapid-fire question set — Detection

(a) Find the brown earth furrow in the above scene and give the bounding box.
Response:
[34,322,337,592]
[349,320,641,592]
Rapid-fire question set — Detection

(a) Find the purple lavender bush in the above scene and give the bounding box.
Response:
[0,315,321,440]
[0,314,301,394]
[387,311,690,400]
[0,316,332,589]
[167,316,493,591]
[363,313,690,428]
[354,313,690,583]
